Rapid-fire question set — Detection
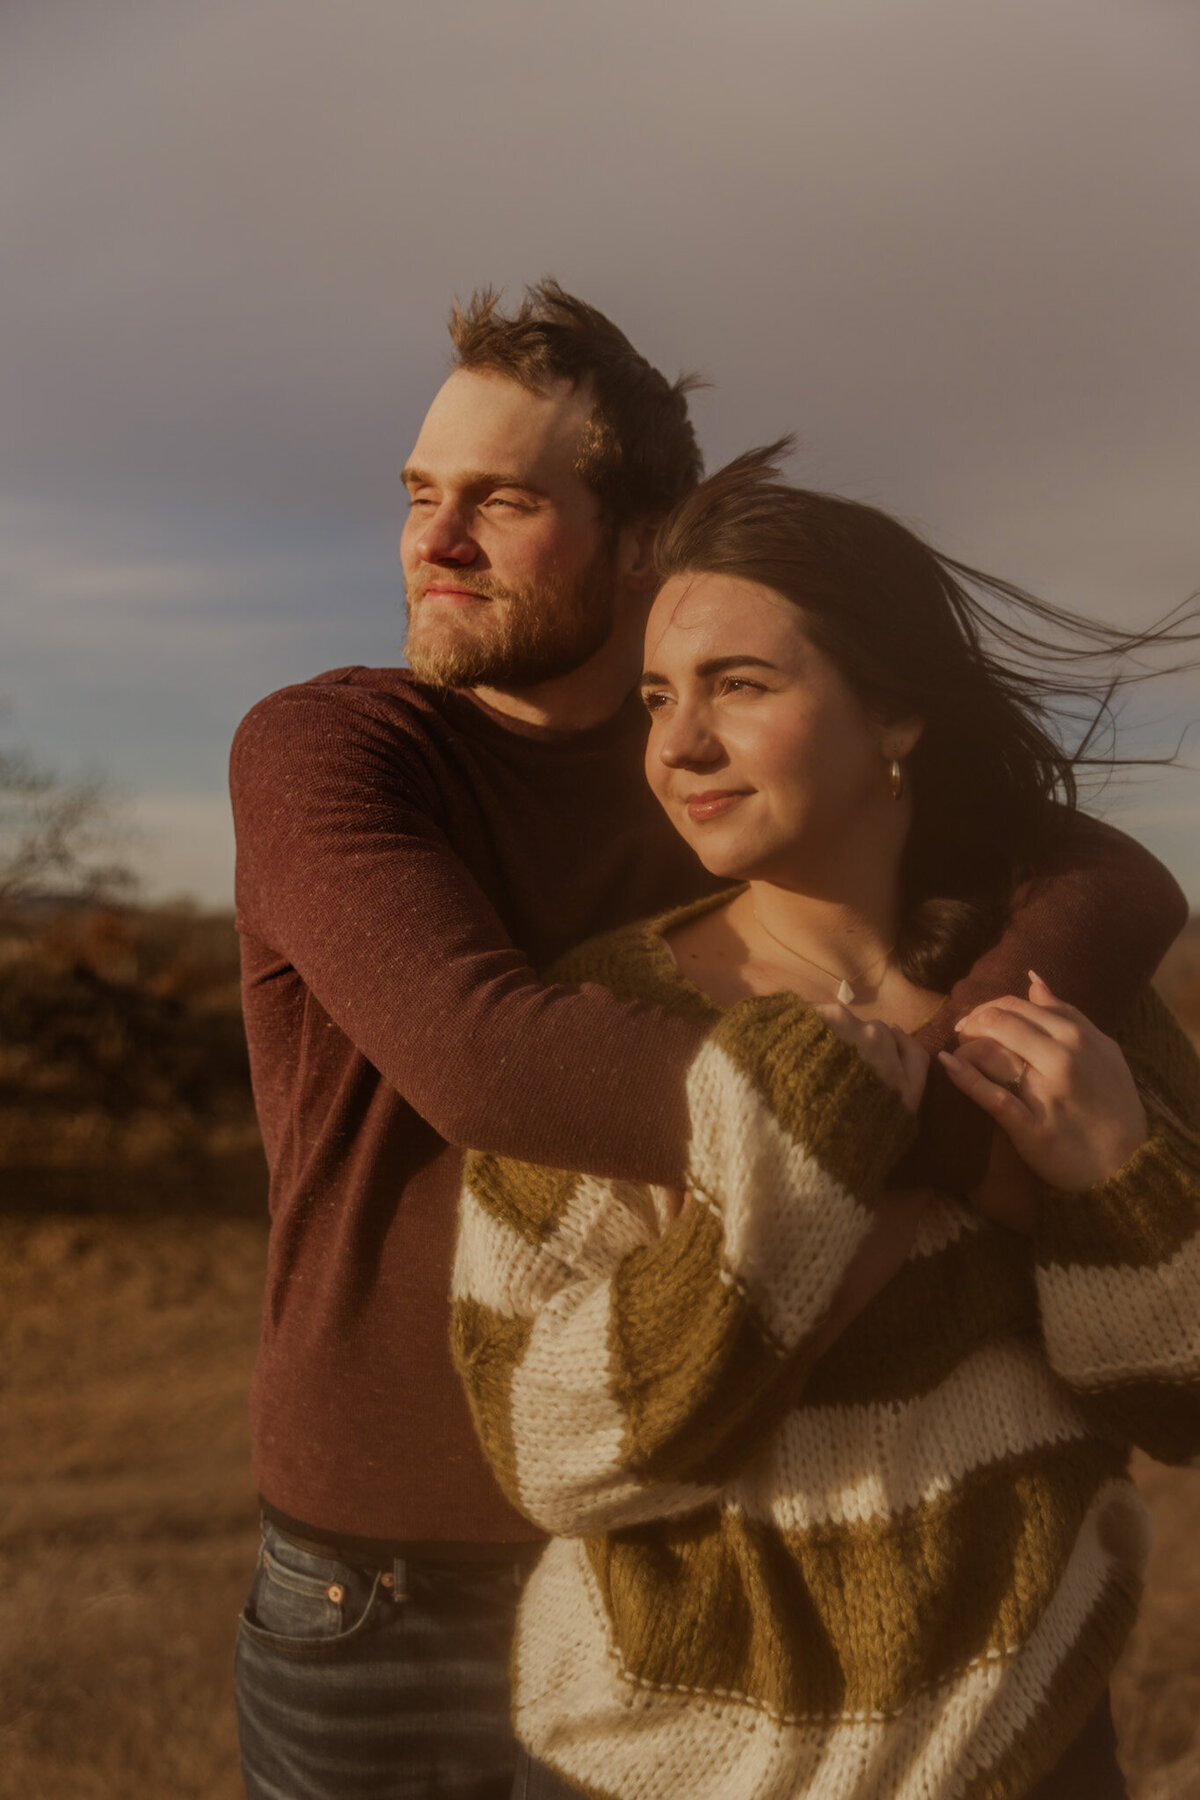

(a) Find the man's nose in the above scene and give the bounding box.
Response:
[411,502,478,566]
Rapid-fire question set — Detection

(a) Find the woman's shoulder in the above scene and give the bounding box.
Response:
[547,892,736,1021]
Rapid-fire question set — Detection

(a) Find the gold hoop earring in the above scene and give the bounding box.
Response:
[889,758,903,801]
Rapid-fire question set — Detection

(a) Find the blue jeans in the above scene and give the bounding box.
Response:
[235,1518,527,1799]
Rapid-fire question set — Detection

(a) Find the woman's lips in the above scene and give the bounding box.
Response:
[685,789,751,823]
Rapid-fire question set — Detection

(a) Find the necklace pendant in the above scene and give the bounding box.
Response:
[836,978,856,1005]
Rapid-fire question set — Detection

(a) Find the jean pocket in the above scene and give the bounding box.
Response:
[238,1526,384,1655]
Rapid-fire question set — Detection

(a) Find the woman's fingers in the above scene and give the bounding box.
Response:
[812,1005,924,1110]
[950,1035,1026,1089]
[956,990,1088,1048]
[941,1030,1148,1190]
[953,1003,1069,1079]
[938,1048,1033,1126]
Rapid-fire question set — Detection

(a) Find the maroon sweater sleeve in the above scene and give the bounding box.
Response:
[902,813,1189,1190]
[232,685,1187,1192]
[231,684,707,1186]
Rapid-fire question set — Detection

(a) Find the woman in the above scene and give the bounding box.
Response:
[451,448,1200,1799]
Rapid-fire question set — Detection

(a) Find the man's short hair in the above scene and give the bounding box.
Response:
[449,279,704,528]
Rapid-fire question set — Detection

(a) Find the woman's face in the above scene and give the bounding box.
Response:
[641,572,921,885]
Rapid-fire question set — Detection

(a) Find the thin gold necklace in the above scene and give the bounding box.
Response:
[751,904,893,1005]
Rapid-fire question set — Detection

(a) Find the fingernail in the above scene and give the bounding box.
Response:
[954,1018,967,1033]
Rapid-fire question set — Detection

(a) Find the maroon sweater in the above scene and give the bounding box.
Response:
[230,666,1186,1544]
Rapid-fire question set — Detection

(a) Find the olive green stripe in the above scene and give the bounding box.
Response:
[957,1566,1141,1800]
[586,1436,1125,1723]
[465,1152,582,1247]
[549,914,723,1024]
[450,1295,532,1510]
[803,1224,1038,1410]
[1071,1376,1200,1467]
[708,995,917,1204]
[1036,1139,1199,1272]
[610,1202,822,1489]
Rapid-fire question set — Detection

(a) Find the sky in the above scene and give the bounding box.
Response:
[2,0,1198,906]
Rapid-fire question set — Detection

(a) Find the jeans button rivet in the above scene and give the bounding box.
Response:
[380,1571,394,1589]
[327,1583,345,1603]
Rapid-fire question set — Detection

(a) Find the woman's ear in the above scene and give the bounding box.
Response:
[880,714,925,761]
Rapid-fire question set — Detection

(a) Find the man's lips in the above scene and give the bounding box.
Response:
[418,584,494,605]
[684,789,752,823]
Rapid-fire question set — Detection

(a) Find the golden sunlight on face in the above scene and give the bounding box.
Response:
[399,369,609,684]
[641,572,910,885]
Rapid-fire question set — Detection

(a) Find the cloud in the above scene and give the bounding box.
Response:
[2,0,1197,903]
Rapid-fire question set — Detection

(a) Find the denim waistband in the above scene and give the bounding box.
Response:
[260,1501,545,1573]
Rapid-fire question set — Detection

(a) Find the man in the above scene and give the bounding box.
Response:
[230,282,1183,1799]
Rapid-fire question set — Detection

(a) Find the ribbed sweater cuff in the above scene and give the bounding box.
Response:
[1035,1111,1200,1273]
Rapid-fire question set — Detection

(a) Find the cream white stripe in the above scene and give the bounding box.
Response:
[686,1041,875,1347]
[455,1168,686,1316]
[515,1481,1148,1800]
[544,1173,663,1276]
[510,1279,714,1535]
[1038,1224,1200,1386]
[910,1196,980,1260]
[451,1183,570,1318]
[728,1339,1090,1532]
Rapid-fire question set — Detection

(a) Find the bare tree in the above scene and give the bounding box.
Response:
[0,745,138,908]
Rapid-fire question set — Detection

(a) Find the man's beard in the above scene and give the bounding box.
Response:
[404,548,618,690]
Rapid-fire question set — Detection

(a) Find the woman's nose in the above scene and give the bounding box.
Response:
[413,502,477,567]
[656,709,723,769]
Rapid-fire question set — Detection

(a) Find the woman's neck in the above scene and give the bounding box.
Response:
[737,878,900,989]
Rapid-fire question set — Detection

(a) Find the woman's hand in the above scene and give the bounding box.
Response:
[939,972,1148,1191]
[811,1004,930,1115]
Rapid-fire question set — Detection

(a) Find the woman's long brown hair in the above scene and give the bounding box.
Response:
[654,442,1200,991]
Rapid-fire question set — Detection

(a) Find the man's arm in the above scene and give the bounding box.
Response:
[904,813,1188,1191]
[231,682,706,1186]
[232,686,1186,1188]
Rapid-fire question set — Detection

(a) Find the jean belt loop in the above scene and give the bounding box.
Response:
[390,1555,408,1603]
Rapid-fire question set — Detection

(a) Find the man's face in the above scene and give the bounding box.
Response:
[400,368,619,688]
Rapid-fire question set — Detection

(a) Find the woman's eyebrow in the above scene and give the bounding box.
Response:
[641,655,779,686]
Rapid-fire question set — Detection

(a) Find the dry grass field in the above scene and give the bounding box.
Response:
[1,907,1199,1799]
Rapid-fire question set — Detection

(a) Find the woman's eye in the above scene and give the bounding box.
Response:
[720,677,764,695]
[641,691,671,713]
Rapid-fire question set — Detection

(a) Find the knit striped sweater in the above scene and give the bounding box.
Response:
[451,902,1200,1800]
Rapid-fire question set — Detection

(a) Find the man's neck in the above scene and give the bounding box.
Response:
[470,629,644,732]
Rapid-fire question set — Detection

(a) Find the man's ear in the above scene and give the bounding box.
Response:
[616,516,661,595]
